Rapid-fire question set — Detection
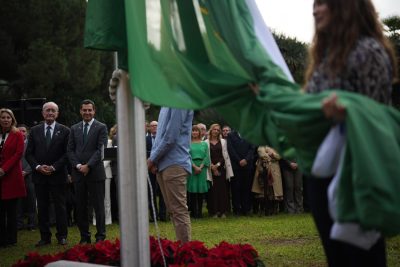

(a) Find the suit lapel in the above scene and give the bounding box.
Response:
[86,120,97,143]
[77,123,84,148]
[2,131,14,152]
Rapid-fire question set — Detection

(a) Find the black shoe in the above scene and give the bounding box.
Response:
[79,238,91,245]
[35,239,51,247]
[58,238,67,245]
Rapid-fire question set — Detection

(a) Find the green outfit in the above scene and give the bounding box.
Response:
[188,142,210,193]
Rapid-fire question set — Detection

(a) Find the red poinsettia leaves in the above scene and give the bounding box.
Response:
[12,237,263,267]
[173,240,208,265]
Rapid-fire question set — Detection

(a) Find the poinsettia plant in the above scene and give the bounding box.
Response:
[13,237,265,267]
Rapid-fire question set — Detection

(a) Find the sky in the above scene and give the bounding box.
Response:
[255,0,400,43]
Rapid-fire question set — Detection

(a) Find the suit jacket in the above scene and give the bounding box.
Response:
[146,134,156,159]
[0,130,26,199]
[26,122,70,185]
[227,130,255,171]
[67,119,107,182]
[22,140,32,177]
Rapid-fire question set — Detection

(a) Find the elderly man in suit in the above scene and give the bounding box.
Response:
[67,99,108,244]
[25,102,70,246]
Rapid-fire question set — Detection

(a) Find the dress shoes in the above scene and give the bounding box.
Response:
[35,239,51,247]
[79,238,91,245]
[58,238,67,245]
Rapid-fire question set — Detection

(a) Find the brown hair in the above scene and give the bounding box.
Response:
[305,0,398,83]
[0,108,18,133]
[191,125,201,141]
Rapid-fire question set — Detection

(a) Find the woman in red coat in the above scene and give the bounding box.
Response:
[0,108,25,248]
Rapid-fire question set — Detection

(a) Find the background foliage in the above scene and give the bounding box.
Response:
[0,0,115,127]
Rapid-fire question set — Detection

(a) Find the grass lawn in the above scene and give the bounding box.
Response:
[1,213,399,266]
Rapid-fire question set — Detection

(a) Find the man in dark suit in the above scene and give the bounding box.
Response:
[146,121,166,222]
[25,102,70,246]
[67,99,108,244]
[227,130,256,216]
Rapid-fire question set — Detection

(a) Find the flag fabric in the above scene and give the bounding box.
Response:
[84,0,400,236]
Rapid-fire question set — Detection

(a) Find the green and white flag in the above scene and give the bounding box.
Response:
[84,0,400,236]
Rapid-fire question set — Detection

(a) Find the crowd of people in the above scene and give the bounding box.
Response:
[146,120,305,222]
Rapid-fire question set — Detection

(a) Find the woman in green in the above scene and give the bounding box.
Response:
[187,125,210,218]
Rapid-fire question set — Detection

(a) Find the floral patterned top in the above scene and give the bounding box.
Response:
[305,37,393,104]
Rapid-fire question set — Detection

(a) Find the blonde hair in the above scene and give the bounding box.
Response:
[0,108,18,133]
[109,124,117,139]
[208,123,221,141]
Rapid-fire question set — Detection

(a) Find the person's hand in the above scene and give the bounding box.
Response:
[322,93,346,122]
[290,162,298,170]
[212,169,221,176]
[211,164,218,172]
[79,164,90,176]
[239,159,247,167]
[22,170,27,177]
[0,168,4,177]
[248,83,260,95]
[147,159,157,174]
[194,166,202,175]
[38,165,52,176]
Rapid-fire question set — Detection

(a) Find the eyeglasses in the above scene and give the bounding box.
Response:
[44,108,58,113]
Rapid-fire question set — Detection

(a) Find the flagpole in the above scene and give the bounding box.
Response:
[115,54,150,266]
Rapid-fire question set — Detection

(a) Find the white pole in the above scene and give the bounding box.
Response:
[116,67,150,266]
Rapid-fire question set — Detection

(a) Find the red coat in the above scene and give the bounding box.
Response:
[0,130,26,200]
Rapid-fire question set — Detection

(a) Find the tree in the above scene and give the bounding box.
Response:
[0,0,115,127]
[273,33,308,85]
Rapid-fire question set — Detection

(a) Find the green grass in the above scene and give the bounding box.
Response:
[1,213,399,267]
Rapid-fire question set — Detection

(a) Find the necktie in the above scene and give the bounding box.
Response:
[83,123,89,144]
[46,126,52,147]
[151,135,155,145]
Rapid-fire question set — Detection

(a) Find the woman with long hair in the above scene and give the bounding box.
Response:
[305,0,397,266]
[0,108,26,247]
[205,123,234,218]
[187,125,210,218]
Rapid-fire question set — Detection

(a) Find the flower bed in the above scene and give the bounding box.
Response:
[13,237,265,267]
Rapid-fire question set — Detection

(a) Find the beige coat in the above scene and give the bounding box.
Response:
[205,138,234,182]
[252,146,283,200]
